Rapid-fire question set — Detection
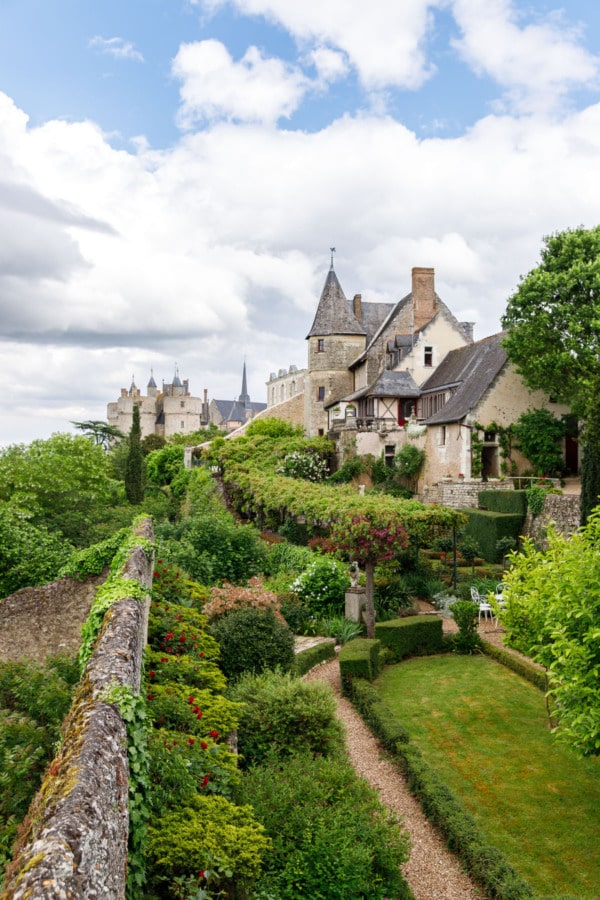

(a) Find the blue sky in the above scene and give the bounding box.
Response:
[0,0,599,444]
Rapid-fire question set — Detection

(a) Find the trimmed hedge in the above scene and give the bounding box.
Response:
[462,509,524,563]
[374,616,444,662]
[346,677,535,900]
[339,638,381,687]
[292,639,336,676]
[478,490,527,516]
[482,641,548,692]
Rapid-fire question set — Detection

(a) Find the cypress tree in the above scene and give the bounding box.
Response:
[125,402,144,504]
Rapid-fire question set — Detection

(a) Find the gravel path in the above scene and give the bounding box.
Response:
[304,655,483,900]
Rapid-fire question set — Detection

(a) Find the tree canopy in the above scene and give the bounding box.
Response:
[502,225,600,419]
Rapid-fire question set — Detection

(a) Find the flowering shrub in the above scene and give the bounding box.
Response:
[145,649,226,694]
[202,577,285,623]
[151,560,209,607]
[291,555,350,614]
[148,601,220,662]
[146,683,241,738]
[277,449,329,482]
[147,727,239,813]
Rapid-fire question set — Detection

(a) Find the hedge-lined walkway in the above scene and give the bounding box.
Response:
[304,655,483,900]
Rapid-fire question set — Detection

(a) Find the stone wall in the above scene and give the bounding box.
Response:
[1,519,154,900]
[0,572,107,663]
[525,494,581,546]
[421,479,514,509]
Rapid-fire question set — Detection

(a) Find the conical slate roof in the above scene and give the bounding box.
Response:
[306,265,366,339]
[239,361,250,406]
[147,371,157,388]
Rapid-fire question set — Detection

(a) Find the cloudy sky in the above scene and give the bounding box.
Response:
[1,0,599,446]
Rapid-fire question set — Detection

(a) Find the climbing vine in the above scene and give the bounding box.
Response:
[471,421,515,477]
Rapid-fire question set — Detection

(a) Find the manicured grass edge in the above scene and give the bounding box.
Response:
[346,676,536,900]
[481,640,548,692]
[293,639,336,676]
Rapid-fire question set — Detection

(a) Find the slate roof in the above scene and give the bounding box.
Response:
[213,399,267,421]
[306,266,366,338]
[360,301,395,344]
[334,369,421,405]
[421,332,508,424]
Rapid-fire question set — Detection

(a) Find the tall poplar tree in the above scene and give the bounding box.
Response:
[125,403,144,505]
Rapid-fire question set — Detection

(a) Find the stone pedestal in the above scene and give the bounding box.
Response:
[345,586,366,623]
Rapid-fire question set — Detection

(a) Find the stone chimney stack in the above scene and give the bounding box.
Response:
[353,293,362,321]
[411,267,437,331]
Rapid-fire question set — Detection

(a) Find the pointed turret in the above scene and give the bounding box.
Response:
[239,361,250,407]
[306,262,366,339]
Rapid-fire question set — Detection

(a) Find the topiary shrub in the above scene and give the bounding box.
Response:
[228,670,345,767]
[145,794,271,899]
[235,752,412,900]
[451,600,482,654]
[210,607,295,681]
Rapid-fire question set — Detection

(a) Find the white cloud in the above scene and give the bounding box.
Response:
[88,36,144,63]
[450,0,599,113]
[173,40,309,125]
[195,0,437,89]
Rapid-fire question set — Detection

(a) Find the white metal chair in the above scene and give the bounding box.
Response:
[493,583,507,627]
[470,586,493,624]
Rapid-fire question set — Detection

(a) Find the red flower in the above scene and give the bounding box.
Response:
[201,741,208,750]
[210,730,219,739]
[179,634,186,643]
[147,694,154,701]
[188,738,195,746]
[201,775,210,788]
[148,671,155,679]
[161,657,169,663]
[188,695,195,704]
[199,871,205,879]
[165,632,174,641]
[153,571,160,578]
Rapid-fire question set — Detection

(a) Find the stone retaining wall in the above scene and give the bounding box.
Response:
[1,518,154,900]
[421,479,514,509]
[525,494,581,545]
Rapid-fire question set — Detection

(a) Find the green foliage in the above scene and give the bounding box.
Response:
[292,640,336,676]
[141,433,166,456]
[317,615,363,644]
[58,528,129,579]
[146,649,227,694]
[145,444,185,487]
[125,403,144,505]
[290,555,350,614]
[580,402,600,525]
[235,752,411,900]
[147,728,239,814]
[277,449,329,482]
[146,794,271,899]
[263,541,315,576]
[513,408,566,476]
[151,559,209,608]
[374,616,445,661]
[462,508,524,562]
[72,419,125,449]
[479,490,527,515]
[451,600,482,653]
[0,433,121,547]
[338,637,382,684]
[210,607,295,682]
[148,600,220,662]
[525,484,547,516]
[228,671,345,767]
[146,682,241,738]
[244,417,303,438]
[0,503,74,597]
[326,455,368,484]
[502,513,600,754]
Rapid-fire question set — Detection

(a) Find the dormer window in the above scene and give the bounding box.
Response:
[424,346,433,367]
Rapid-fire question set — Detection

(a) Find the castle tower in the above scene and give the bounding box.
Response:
[304,257,367,435]
[147,370,158,399]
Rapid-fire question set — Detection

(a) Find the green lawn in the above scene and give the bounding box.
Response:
[375,654,600,898]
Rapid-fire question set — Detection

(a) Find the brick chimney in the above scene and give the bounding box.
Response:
[353,293,362,321]
[411,267,436,331]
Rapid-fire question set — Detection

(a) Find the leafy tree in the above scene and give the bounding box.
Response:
[0,434,120,546]
[330,512,409,637]
[141,433,166,456]
[512,408,566,476]
[145,444,185,487]
[125,403,144,505]
[501,512,600,755]
[0,504,74,597]
[502,226,600,519]
[71,419,124,450]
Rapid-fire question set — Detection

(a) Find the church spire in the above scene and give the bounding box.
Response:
[239,360,250,407]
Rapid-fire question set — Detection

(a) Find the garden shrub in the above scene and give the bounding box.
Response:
[148,600,220,662]
[202,577,283,623]
[277,449,329,482]
[263,541,314,576]
[292,640,336,676]
[209,607,295,681]
[145,794,271,900]
[478,490,527,516]
[228,671,345,767]
[235,752,412,900]
[374,616,444,661]
[145,649,227,694]
[462,509,524,562]
[339,637,381,686]
[151,559,209,607]
[291,555,350,614]
[482,642,547,692]
[145,683,241,738]
[451,601,482,654]
[147,727,240,813]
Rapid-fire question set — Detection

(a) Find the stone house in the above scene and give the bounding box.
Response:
[271,261,575,487]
